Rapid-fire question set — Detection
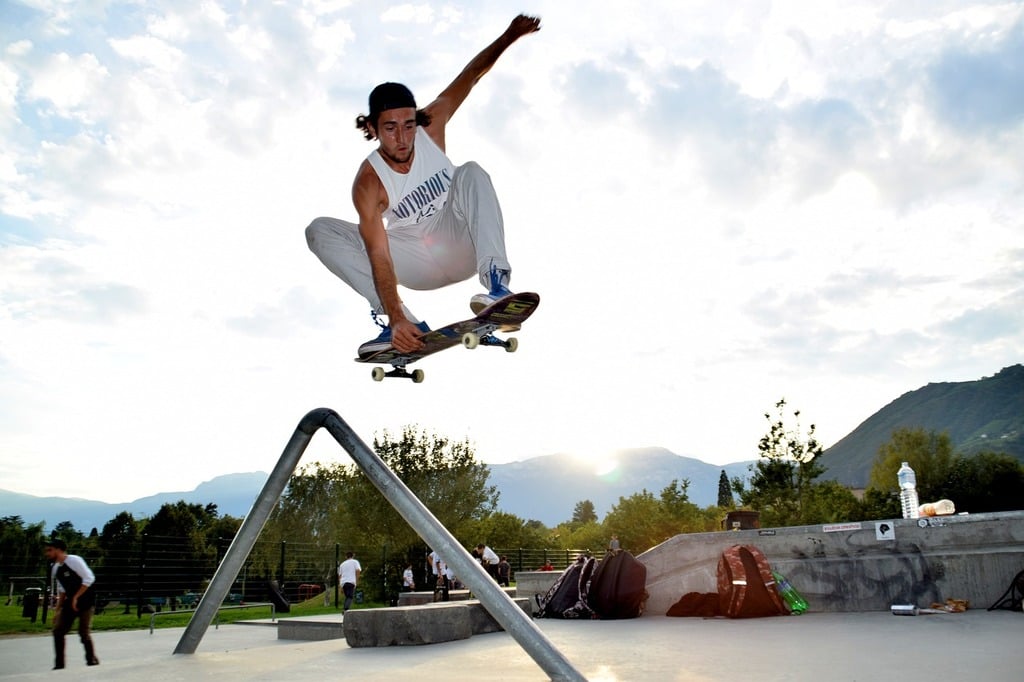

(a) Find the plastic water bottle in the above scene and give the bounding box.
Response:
[772,571,808,614]
[897,461,920,519]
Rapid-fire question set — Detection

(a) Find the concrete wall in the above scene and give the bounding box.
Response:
[515,571,560,610]
[639,511,1024,615]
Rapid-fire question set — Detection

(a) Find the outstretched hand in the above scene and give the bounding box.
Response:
[505,14,541,41]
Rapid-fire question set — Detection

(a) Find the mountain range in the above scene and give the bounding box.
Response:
[818,364,1024,487]
[0,472,268,533]
[4,365,1020,529]
[0,454,751,530]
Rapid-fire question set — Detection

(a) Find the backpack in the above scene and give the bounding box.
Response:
[988,569,1024,612]
[716,545,787,618]
[534,556,597,619]
[588,551,648,619]
[666,591,721,617]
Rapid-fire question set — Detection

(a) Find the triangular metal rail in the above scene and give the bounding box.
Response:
[173,408,584,681]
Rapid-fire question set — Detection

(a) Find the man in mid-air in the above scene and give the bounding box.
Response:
[306,14,541,355]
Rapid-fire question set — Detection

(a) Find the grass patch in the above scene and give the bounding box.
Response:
[0,590,381,637]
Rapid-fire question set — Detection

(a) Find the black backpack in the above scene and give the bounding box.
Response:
[988,569,1024,612]
[534,557,597,619]
[588,551,648,619]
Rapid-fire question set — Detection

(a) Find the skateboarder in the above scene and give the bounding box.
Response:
[45,539,99,669]
[306,14,541,356]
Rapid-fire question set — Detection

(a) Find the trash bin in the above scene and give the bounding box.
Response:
[22,587,41,623]
[722,510,761,530]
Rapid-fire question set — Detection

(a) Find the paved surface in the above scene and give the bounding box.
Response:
[1,610,1020,680]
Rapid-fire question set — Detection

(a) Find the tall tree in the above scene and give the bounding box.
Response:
[733,399,826,527]
[717,470,733,508]
[571,500,597,525]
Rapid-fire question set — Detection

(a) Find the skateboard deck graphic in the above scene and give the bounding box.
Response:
[355,292,540,382]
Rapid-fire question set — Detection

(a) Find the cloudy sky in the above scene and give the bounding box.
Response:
[2,1,1022,504]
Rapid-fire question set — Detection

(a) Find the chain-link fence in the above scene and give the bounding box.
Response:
[3,536,589,616]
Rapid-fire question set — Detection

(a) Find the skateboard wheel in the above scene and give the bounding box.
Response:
[371,367,385,382]
[462,332,480,349]
[505,337,518,353]
[412,369,425,383]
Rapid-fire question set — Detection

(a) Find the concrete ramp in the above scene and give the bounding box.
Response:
[639,510,1024,615]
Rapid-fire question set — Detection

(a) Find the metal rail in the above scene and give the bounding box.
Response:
[151,601,274,634]
[173,408,584,681]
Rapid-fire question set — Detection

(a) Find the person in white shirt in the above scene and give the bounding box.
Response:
[477,543,500,581]
[337,552,362,612]
[45,539,99,669]
[428,549,450,602]
[402,563,415,592]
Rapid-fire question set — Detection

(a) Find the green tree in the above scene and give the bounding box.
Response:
[938,452,1024,513]
[733,399,825,527]
[50,520,84,545]
[602,489,668,553]
[343,427,497,548]
[98,512,140,602]
[571,500,598,525]
[717,470,733,508]
[801,480,864,523]
[601,479,711,553]
[261,426,499,601]
[0,516,46,578]
[868,427,955,500]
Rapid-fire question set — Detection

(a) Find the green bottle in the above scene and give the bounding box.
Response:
[772,571,809,614]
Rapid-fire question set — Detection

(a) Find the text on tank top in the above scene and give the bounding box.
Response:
[366,127,455,229]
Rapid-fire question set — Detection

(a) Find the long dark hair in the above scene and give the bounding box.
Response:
[355,109,432,141]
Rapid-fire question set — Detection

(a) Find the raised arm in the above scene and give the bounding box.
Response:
[422,14,541,149]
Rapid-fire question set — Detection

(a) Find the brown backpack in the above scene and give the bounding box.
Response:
[716,545,787,618]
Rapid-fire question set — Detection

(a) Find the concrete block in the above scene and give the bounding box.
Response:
[513,571,560,610]
[277,619,344,641]
[640,510,1024,615]
[465,597,531,635]
[343,603,472,647]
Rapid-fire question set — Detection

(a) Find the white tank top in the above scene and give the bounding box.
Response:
[367,128,455,229]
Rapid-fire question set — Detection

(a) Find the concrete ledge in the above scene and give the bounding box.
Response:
[278,619,344,641]
[397,586,516,606]
[343,598,532,647]
[345,602,471,647]
[513,571,560,609]
[640,510,1024,615]
[467,597,531,634]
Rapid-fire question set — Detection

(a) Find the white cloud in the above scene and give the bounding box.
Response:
[27,51,109,114]
[381,4,434,24]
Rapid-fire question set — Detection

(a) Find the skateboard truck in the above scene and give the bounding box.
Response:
[371,364,425,383]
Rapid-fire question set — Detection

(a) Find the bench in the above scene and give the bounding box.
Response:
[343,597,531,647]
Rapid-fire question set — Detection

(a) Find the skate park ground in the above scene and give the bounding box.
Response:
[1,609,1019,680]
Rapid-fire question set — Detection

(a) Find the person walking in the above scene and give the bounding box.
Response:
[337,551,362,612]
[45,539,99,669]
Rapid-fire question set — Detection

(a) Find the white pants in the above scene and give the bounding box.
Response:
[306,162,510,317]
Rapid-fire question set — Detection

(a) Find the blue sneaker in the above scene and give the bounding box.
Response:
[470,264,514,314]
[358,311,430,356]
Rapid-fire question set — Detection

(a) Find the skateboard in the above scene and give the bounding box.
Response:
[354,291,541,382]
